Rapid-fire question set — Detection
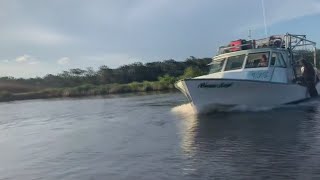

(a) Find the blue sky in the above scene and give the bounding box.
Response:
[1,0,320,77]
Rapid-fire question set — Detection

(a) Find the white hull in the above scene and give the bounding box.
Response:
[175,79,320,113]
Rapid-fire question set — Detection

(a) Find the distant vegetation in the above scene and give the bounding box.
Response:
[0,56,212,101]
[1,49,319,102]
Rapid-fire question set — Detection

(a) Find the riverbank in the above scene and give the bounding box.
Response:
[0,80,178,102]
[0,58,210,102]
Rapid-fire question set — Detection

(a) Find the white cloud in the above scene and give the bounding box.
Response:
[22,27,72,45]
[238,0,320,33]
[28,61,39,65]
[0,26,74,46]
[0,62,53,78]
[14,54,39,65]
[57,57,70,65]
[1,59,9,63]
[267,0,320,24]
[1,0,320,78]
[79,54,140,68]
[15,54,34,63]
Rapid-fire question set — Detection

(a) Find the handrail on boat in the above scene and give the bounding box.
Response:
[216,33,317,67]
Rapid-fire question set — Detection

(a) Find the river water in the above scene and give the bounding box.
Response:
[1,92,320,179]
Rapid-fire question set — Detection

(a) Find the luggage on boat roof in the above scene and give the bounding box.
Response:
[256,35,285,48]
[219,39,255,53]
[229,39,253,52]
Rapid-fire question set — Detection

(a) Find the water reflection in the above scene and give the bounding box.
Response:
[173,103,320,178]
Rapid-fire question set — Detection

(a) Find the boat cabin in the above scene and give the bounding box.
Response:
[200,34,317,84]
[206,48,294,83]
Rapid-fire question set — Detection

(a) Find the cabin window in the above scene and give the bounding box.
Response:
[245,52,270,68]
[209,58,226,73]
[270,52,286,68]
[224,54,246,71]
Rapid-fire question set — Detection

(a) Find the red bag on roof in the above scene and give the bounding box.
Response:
[229,39,251,52]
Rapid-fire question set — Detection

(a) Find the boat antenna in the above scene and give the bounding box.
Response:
[261,0,268,37]
[248,29,252,40]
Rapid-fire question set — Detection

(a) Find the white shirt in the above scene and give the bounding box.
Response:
[301,67,304,74]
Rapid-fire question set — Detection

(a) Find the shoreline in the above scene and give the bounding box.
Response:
[0,82,178,103]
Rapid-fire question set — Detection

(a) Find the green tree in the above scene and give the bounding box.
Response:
[180,66,205,79]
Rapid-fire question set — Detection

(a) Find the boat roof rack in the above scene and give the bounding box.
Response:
[283,33,317,66]
[217,33,317,65]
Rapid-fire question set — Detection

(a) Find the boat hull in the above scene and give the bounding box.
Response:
[175,78,319,113]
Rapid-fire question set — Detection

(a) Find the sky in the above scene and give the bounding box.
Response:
[1,0,320,78]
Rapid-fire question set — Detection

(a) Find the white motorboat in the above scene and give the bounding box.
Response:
[175,33,320,113]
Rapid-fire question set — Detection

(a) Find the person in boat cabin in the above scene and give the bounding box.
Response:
[258,54,268,67]
[300,59,318,97]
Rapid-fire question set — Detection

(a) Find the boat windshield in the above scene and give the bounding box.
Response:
[224,54,246,71]
[209,58,226,73]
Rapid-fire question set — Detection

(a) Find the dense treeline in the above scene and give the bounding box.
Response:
[0,49,319,101]
[0,56,212,93]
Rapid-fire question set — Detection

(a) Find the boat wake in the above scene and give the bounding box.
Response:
[171,103,197,117]
[171,97,320,115]
[171,103,274,116]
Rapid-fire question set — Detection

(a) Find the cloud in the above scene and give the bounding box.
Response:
[78,53,141,68]
[1,0,320,78]
[15,55,29,62]
[28,61,40,65]
[14,54,39,65]
[0,26,74,46]
[239,0,320,32]
[12,54,40,65]
[127,0,204,23]
[15,54,34,63]
[57,57,71,65]
[267,0,320,24]
[1,59,9,63]
[21,28,72,45]
[0,62,54,78]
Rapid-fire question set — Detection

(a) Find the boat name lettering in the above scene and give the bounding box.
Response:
[198,82,233,88]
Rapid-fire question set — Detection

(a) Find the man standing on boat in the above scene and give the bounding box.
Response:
[300,59,318,97]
